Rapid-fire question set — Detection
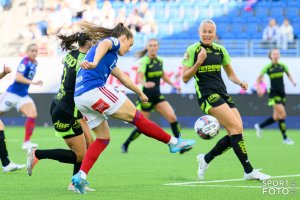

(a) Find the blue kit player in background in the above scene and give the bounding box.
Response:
[71,21,195,194]
[0,43,42,150]
[0,65,26,172]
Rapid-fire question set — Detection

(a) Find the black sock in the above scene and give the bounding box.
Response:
[278,120,287,140]
[170,121,181,138]
[259,117,275,128]
[73,162,81,175]
[230,134,253,173]
[0,130,10,167]
[123,129,141,146]
[35,149,77,164]
[204,135,231,163]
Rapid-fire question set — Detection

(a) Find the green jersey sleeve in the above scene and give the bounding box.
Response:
[182,45,196,67]
[221,46,231,66]
[138,56,148,73]
[260,64,270,75]
[281,63,289,73]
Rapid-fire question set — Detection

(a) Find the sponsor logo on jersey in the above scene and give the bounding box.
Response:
[110,37,119,46]
[183,52,189,60]
[18,64,26,72]
[198,65,221,72]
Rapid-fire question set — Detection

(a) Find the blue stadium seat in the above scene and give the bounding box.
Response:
[254,6,270,18]
[286,7,299,19]
[158,22,171,37]
[183,5,196,20]
[194,5,209,19]
[269,7,284,18]
[246,23,261,34]
[212,4,225,18]
[286,0,300,7]
[154,6,167,19]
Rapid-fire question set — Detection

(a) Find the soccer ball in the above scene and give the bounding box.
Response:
[194,115,220,140]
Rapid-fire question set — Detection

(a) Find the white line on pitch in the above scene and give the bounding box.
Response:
[170,184,300,189]
[163,174,300,186]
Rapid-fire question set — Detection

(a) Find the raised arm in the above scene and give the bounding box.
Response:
[111,66,148,103]
[182,47,206,83]
[81,39,112,69]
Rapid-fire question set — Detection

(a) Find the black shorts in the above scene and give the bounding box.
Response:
[198,93,236,114]
[136,95,166,112]
[268,91,286,106]
[50,100,83,139]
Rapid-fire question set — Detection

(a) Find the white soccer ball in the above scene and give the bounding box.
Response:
[194,115,220,140]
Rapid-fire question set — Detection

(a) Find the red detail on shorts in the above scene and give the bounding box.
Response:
[91,98,110,113]
[99,87,118,103]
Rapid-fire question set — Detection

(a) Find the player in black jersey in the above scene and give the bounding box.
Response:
[121,38,184,153]
[26,32,95,192]
[182,19,270,181]
[0,65,26,172]
[255,48,296,145]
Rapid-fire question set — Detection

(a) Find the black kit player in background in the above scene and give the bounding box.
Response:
[121,38,187,153]
[255,48,296,145]
[182,19,271,181]
[0,65,26,172]
[26,32,95,192]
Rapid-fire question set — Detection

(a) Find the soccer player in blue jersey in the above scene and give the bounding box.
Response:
[71,21,195,194]
[0,65,26,172]
[0,44,42,150]
[26,32,95,192]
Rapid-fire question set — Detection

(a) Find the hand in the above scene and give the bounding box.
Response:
[138,92,148,103]
[3,64,11,74]
[80,61,96,69]
[33,80,43,86]
[144,81,155,88]
[257,90,264,98]
[293,82,297,87]
[196,47,207,66]
[240,81,248,90]
[174,85,181,93]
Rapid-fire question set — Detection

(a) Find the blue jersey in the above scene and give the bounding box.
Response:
[74,37,120,96]
[7,57,38,97]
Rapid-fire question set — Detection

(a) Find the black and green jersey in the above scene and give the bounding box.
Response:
[261,62,289,94]
[138,55,164,98]
[54,50,85,104]
[182,42,231,98]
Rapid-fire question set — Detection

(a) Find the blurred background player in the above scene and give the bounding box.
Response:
[26,32,95,192]
[71,22,195,194]
[182,19,270,181]
[254,48,296,145]
[0,65,26,172]
[121,38,186,154]
[0,43,42,150]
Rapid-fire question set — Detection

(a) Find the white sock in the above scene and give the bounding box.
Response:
[79,170,87,180]
[168,136,178,145]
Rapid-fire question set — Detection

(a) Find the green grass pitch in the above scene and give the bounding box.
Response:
[1,126,299,200]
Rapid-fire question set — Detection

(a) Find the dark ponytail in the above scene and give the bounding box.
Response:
[57,32,91,51]
[78,21,133,43]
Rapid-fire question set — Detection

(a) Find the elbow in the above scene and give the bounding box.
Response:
[182,77,189,84]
